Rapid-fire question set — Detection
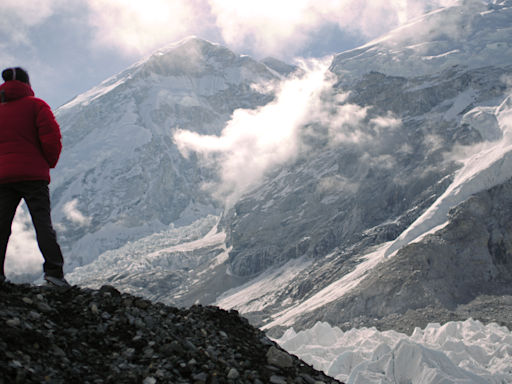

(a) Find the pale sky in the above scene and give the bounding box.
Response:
[0,0,458,110]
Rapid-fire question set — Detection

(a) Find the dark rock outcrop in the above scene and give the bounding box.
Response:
[0,282,341,384]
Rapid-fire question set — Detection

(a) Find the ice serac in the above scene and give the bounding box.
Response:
[275,319,511,383]
[51,37,279,269]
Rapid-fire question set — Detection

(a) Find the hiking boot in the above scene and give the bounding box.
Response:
[44,275,71,287]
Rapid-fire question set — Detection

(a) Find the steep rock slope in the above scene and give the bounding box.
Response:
[271,176,512,336]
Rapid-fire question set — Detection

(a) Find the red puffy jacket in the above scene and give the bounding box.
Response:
[0,80,62,185]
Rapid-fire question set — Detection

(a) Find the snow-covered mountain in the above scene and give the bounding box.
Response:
[56,0,512,351]
[51,37,288,269]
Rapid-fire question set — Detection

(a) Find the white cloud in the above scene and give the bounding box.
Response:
[0,0,466,66]
[317,175,360,195]
[173,49,408,206]
[4,204,43,278]
[174,57,402,207]
[175,58,334,206]
[63,199,91,226]
[4,200,89,280]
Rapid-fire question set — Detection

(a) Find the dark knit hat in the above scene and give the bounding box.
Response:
[2,67,30,84]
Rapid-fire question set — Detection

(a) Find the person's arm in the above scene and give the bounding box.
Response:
[36,100,62,168]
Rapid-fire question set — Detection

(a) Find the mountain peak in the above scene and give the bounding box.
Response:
[260,57,302,77]
[144,36,232,62]
[57,37,255,113]
[331,0,512,81]
[50,35,281,266]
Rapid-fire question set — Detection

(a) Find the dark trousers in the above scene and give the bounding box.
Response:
[0,180,64,278]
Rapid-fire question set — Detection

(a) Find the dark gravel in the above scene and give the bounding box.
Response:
[0,281,343,384]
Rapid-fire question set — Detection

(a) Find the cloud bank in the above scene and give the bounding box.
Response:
[208,0,459,58]
[85,0,461,58]
[0,0,467,109]
[62,199,91,227]
[1,0,461,60]
[175,59,333,206]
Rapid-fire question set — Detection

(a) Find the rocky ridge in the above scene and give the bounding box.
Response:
[0,281,341,384]
[267,177,512,337]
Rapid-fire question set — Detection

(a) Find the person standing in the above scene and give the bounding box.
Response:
[0,67,70,286]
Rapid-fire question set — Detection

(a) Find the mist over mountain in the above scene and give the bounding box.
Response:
[50,37,282,269]
[27,0,512,346]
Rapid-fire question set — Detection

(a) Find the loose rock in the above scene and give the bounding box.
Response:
[267,345,294,368]
[0,282,343,384]
[227,368,240,379]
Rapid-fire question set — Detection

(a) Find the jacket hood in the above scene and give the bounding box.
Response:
[0,80,34,102]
